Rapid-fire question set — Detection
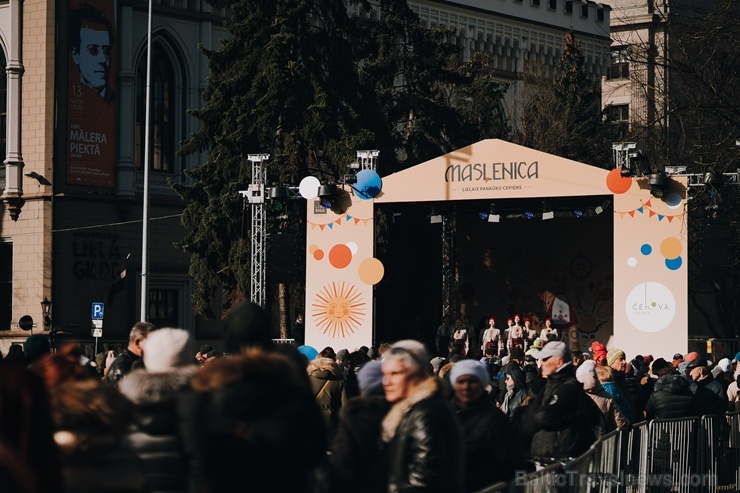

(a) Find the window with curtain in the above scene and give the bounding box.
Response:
[135,43,175,173]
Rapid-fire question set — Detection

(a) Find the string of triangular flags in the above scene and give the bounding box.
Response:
[615,198,685,223]
[307,214,373,230]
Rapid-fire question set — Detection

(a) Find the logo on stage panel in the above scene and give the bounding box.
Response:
[625,281,676,333]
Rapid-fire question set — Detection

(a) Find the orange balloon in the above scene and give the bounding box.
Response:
[328,244,352,269]
[606,168,632,194]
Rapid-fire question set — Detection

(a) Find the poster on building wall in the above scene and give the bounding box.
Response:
[67,0,117,188]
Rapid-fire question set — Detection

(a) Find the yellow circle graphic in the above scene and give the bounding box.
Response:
[660,237,682,260]
[358,258,384,285]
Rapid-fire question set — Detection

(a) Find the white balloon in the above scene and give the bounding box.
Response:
[346,242,358,254]
[299,176,321,199]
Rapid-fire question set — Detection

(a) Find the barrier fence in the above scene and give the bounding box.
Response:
[476,412,740,493]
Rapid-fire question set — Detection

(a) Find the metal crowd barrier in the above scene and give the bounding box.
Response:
[478,414,740,493]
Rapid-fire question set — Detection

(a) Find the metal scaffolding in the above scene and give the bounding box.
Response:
[244,154,270,307]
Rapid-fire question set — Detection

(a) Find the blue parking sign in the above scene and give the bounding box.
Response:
[91,302,105,319]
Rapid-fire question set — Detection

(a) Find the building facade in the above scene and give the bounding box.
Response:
[0,0,612,353]
[0,0,228,353]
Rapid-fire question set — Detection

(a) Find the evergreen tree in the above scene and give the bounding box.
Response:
[175,0,510,315]
[514,31,611,168]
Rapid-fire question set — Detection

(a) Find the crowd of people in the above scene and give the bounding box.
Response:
[1,305,739,493]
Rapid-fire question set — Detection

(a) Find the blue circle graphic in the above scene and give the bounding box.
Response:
[640,244,652,256]
[354,169,382,200]
[665,256,682,271]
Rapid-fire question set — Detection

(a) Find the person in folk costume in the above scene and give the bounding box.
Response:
[522,318,536,351]
[448,318,469,358]
[506,317,524,354]
[538,318,559,343]
[480,318,505,358]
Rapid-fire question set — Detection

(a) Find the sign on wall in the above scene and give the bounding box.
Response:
[67,0,117,187]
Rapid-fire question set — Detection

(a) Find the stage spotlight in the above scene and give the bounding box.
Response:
[595,199,611,215]
[487,204,500,223]
[648,173,668,199]
[429,206,442,224]
[704,172,724,188]
[524,210,535,220]
[542,201,554,220]
[573,209,584,218]
[317,183,339,209]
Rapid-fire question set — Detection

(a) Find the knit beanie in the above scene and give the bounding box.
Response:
[606,348,626,367]
[575,360,599,390]
[590,341,608,366]
[388,340,429,375]
[357,360,384,396]
[449,359,489,386]
[142,328,192,372]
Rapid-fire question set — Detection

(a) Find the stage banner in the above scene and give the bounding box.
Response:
[67,0,117,187]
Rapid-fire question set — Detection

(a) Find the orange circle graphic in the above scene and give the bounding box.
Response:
[328,244,352,269]
[660,237,682,260]
[606,168,632,194]
[313,249,325,261]
[358,258,384,285]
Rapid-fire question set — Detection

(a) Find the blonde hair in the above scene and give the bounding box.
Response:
[595,365,615,383]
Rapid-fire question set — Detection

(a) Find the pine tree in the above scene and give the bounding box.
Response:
[175,0,510,315]
[514,31,611,168]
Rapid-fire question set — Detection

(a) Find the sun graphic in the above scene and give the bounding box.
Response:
[312,282,366,338]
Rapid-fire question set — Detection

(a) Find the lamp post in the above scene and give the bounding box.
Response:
[40,296,54,351]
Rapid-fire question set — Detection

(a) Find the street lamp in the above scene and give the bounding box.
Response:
[40,296,55,350]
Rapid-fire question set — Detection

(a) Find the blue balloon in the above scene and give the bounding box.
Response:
[354,169,382,200]
[297,345,318,361]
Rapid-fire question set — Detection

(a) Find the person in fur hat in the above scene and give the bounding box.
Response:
[307,355,348,447]
[381,339,463,493]
[32,345,146,492]
[177,300,326,493]
[118,328,197,492]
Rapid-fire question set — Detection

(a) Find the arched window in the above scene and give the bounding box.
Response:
[135,42,175,172]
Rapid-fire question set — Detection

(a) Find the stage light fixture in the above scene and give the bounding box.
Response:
[524,210,535,220]
[648,173,668,199]
[573,209,584,218]
[704,172,724,188]
[479,211,489,221]
[595,199,611,215]
[542,201,554,221]
[487,204,500,223]
[429,206,442,224]
[320,198,334,209]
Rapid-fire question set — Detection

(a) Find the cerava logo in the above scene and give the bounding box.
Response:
[625,281,676,333]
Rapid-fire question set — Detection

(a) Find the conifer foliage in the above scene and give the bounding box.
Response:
[175,0,510,315]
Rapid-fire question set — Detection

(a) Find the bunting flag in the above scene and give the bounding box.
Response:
[308,214,373,229]
[106,253,130,305]
[615,200,685,222]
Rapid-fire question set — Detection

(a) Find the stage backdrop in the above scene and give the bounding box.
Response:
[305,139,688,359]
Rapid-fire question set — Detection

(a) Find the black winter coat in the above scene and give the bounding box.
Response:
[177,349,326,493]
[330,395,391,493]
[522,364,600,462]
[382,378,464,493]
[644,374,696,420]
[455,395,525,492]
[119,367,195,492]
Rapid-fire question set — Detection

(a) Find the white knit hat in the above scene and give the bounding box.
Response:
[142,327,192,372]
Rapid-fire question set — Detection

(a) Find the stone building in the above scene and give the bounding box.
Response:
[0,0,611,353]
